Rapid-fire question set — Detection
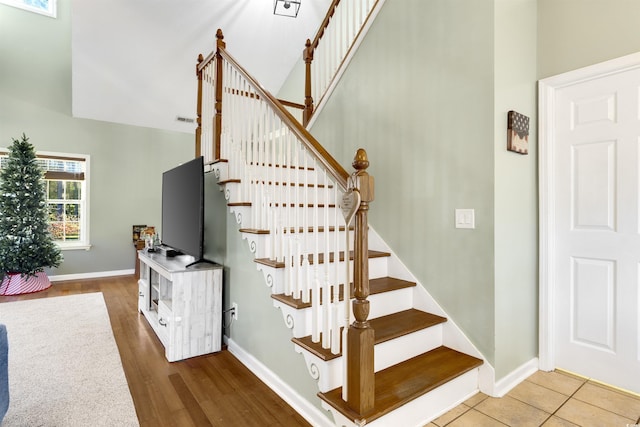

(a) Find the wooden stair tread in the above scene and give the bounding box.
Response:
[255,250,391,268]
[318,346,483,424]
[372,309,447,344]
[291,309,446,361]
[217,178,241,185]
[271,276,416,310]
[228,202,336,208]
[218,179,332,188]
[239,225,353,235]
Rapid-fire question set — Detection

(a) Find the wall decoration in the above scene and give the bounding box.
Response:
[132,225,146,242]
[507,110,529,155]
[0,0,56,18]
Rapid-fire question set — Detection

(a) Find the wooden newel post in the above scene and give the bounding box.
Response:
[214,29,226,161]
[347,148,375,415]
[195,54,204,158]
[303,39,314,127]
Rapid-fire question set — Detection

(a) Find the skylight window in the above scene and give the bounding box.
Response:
[0,0,56,18]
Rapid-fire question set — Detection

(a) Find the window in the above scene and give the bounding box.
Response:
[0,151,90,250]
[0,0,57,18]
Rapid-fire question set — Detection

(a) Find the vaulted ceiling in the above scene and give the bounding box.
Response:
[71,0,332,133]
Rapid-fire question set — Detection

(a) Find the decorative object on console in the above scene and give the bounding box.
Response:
[0,134,62,295]
[507,110,529,155]
[132,224,146,242]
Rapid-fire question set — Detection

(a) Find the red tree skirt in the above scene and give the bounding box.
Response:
[0,272,51,296]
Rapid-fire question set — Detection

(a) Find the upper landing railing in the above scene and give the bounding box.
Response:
[302,0,382,126]
[196,30,376,416]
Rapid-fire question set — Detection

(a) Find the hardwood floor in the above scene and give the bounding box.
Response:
[0,276,311,427]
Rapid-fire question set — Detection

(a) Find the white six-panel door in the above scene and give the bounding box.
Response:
[540,54,640,394]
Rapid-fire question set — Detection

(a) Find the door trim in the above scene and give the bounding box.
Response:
[538,52,640,371]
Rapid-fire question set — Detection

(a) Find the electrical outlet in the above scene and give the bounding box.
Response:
[231,302,238,320]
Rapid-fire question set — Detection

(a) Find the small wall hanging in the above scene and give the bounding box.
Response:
[507,110,529,155]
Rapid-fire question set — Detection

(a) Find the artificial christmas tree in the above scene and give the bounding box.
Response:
[0,134,62,295]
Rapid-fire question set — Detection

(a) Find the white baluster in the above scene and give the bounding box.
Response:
[322,169,330,349]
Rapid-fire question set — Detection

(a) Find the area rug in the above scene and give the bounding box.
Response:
[0,293,139,426]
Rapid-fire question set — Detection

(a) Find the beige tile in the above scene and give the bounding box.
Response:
[447,409,507,427]
[475,395,550,427]
[555,398,635,426]
[432,404,470,426]
[526,370,586,396]
[573,381,640,420]
[508,379,569,413]
[464,392,489,407]
[541,415,579,426]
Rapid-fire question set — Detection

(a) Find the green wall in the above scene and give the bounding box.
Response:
[0,1,193,276]
[493,0,538,380]
[280,0,541,380]
[309,0,499,364]
[538,0,640,79]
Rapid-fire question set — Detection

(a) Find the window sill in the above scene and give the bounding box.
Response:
[57,243,91,251]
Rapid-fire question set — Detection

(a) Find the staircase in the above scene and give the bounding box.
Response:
[212,147,484,426]
[196,6,487,424]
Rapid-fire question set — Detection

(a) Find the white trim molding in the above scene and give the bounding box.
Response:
[226,338,334,427]
[49,269,134,282]
[538,51,640,372]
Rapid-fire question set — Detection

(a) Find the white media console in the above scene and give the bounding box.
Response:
[137,250,223,362]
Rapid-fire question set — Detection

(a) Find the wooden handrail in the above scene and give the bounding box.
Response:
[278,99,305,110]
[216,32,349,190]
[302,0,340,125]
[196,29,376,418]
[309,0,341,51]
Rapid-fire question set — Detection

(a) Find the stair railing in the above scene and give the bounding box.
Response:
[303,0,381,126]
[197,30,375,415]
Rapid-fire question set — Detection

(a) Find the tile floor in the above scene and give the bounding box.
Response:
[428,370,640,427]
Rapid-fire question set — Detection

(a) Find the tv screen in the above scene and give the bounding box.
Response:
[161,156,204,261]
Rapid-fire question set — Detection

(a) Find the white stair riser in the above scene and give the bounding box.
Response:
[374,325,443,372]
[256,256,389,296]
[228,205,252,228]
[241,230,355,259]
[295,325,445,393]
[233,165,331,186]
[222,181,337,205]
[273,287,416,339]
[229,204,345,230]
[368,287,413,319]
[208,162,228,181]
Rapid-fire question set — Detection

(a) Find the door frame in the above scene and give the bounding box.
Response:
[538,52,640,371]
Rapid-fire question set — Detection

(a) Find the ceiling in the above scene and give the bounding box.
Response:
[71,0,332,133]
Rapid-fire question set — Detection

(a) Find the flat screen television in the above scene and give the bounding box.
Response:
[161,156,206,267]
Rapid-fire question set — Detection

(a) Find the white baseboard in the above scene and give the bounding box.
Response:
[49,269,134,282]
[490,358,539,397]
[226,338,334,427]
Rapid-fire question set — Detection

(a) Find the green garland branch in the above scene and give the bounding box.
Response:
[0,134,62,279]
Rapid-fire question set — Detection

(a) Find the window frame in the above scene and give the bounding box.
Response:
[0,149,91,251]
[0,0,57,18]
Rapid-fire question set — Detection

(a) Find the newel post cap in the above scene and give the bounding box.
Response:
[352,149,374,202]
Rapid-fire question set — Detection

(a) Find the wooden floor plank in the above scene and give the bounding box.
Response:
[0,275,311,427]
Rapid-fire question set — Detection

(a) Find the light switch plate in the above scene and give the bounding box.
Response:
[455,209,475,229]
